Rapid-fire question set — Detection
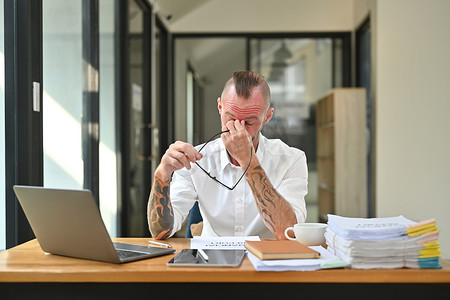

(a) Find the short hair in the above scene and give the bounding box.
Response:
[221,71,271,107]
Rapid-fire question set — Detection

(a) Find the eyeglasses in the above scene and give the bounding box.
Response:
[194,130,253,190]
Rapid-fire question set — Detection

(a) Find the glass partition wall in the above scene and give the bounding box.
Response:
[42,0,118,236]
[43,0,84,190]
[127,0,146,236]
[3,0,168,246]
[122,0,154,237]
[174,35,348,225]
[99,0,118,237]
[249,37,344,222]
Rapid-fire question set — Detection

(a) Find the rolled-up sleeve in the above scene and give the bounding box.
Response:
[168,169,198,237]
[274,151,308,224]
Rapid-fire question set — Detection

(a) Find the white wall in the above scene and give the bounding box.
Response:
[169,0,354,33]
[374,0,450,259]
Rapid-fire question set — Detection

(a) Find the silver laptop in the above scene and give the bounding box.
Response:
[13,185,175,264]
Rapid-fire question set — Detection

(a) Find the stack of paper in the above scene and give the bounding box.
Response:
[247,245,347,272]
[325,214,442,269]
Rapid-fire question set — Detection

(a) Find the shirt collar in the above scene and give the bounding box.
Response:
[219,133,266,170]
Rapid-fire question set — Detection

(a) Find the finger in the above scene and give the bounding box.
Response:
[172,142,202,162]
[227,120,237,134]
[235,119,246,132]
[163,146,191,169]
[236,120,249,138]
[221,125,230,137]
[221,127,230,145]
[183,149,203,162]
[165,143,201,171]
[162,155,185,171]
[173,151,194,170]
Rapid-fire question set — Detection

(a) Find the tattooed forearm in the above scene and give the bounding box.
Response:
[148,177,174,239]
[246,164,297,239]
[259,207,276,232]
[247,166,277,230]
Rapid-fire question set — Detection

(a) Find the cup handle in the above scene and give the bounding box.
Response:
[284,227,295,240]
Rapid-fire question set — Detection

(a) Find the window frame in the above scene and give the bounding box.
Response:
[4,0,43,248]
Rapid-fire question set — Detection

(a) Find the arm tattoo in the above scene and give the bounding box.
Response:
[246,165,277,232]
[149,178,174,239]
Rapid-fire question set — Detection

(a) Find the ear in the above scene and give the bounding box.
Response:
[217,97,222,112]
[264,107,274,124]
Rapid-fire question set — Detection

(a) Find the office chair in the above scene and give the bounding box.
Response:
[185,201,203,238]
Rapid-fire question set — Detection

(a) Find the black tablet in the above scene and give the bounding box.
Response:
[167,249,246,267]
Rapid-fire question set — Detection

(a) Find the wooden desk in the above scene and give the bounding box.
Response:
[1,238,449,299]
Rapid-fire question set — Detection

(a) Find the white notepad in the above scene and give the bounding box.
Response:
[190,236,261,250]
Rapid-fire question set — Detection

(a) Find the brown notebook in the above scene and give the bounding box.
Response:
[245,240,320,260]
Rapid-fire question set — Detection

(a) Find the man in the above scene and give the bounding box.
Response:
[147,71,308,240]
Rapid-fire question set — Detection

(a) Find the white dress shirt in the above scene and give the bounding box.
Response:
[169,133,308,238]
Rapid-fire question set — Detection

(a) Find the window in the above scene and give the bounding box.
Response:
[42,0,118,236]
[250,37,344,223]
[4,0,159,246]
[99,0,118,236]
[43,0,84,189]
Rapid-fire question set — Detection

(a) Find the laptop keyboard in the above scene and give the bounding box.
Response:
[116,249,149,260]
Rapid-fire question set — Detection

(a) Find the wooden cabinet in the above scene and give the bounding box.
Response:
[316,88,367,222]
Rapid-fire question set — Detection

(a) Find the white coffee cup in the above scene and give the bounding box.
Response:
[284,223,328,246]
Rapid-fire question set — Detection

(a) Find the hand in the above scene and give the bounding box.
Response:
[221,120,254,167]
[155,141,202,182]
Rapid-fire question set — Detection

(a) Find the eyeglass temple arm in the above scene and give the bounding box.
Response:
[198,130,230,152]
[194,147,252,191]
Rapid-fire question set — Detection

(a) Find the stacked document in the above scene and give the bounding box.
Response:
[325,214,442,269]
[247,246,347,271]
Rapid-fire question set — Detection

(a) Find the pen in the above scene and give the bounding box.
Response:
[197,248,209,261]
[148,240,172,248]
